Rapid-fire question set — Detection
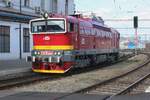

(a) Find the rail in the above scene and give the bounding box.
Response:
[0,53,134,91]
[54,53,150,100]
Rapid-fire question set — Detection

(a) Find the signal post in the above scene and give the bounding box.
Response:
[133,16,138,54]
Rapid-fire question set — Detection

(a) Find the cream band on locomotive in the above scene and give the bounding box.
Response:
[27,13,120,74]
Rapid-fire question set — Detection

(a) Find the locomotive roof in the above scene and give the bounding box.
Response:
[30,13,120,34]
[67,15,111,32]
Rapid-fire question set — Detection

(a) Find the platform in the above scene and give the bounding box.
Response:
[145,87,150,93]
[110,93,150,100]
[1,92,150,100]
[0,92,109,100]
[0,59,31,76]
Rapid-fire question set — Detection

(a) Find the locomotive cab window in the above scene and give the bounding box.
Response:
[31,19,66,33]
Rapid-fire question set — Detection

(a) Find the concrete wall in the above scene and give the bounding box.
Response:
[57,0,65,15]
[0,0,75,15]
[0,21,20,60]
[0,21,31,60]
[43,0,75,15]
[57,0,74,15]
[0,0,41,13]
[68,0,75,15]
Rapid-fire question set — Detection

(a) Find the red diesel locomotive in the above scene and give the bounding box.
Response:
[27,13,120,73]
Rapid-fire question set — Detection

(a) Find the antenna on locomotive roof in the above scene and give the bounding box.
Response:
[70,11,83,18]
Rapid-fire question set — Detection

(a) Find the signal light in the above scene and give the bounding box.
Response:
[133,16,138,28]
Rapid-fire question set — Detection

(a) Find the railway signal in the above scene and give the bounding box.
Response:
[133,16,138,53]
[134,16,138,28]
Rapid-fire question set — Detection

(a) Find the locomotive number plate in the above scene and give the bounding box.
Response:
[41,51,53,55]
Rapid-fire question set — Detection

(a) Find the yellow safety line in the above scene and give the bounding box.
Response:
[33,45,74,50]
[33,69,65,74]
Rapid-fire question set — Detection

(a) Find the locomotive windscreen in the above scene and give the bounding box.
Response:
[31,19,66,33]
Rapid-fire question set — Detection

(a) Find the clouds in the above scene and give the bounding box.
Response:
[75,0,150,35]
[94,8,114,18]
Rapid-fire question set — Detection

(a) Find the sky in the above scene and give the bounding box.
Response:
[75,0,150,39]
[75,0,150,19]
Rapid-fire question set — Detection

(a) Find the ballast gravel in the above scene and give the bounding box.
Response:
[11,54,148,93]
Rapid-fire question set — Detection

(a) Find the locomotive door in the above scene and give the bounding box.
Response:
[74,23,79,49]
[68,20,79,49]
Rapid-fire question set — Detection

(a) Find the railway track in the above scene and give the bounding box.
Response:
[106,73,150,100]
[131,76,150,94]
[81,54,150,100]
[54,53,150,100]
[0,73,62,90]
[0,53,134,90]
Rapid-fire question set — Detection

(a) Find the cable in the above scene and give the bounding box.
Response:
[104,19,150,21]
[115,27,150,29]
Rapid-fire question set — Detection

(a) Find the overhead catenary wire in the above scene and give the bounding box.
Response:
[104,19,150,21]
[114,27,150,30]
[103,18,150,29]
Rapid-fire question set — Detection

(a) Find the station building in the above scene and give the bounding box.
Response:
[0,0,75,60]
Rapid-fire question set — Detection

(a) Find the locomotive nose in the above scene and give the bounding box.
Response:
[33,34,73,50]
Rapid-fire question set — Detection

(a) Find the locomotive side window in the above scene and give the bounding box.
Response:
[68,22,74,32]
[31,19,65,33]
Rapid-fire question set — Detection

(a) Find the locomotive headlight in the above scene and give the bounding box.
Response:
[54,51,61,56]
[37,51,41,55]
[34,51,40,55]
[34,51,37,55]
[57,52,61,55]
[43,12,49,19]
[54,52,57,55]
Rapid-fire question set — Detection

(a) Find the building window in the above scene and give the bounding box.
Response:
[23,28,30,52]
[0,26,10,53]
[24,0,30,7]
